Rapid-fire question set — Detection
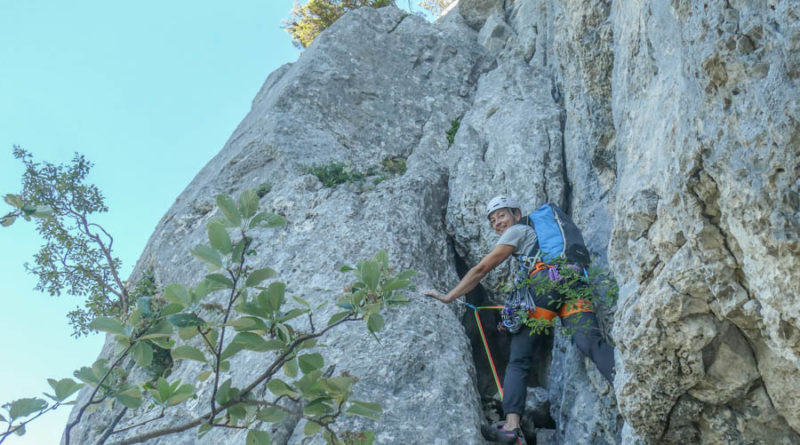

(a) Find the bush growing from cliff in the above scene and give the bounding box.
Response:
[303,156,407,188]
[2,147,128,337]
[284,0,395,48]
[446,119,460,147]
[2,184,414,445]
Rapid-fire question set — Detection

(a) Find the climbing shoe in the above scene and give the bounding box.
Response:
[480,423,526,445]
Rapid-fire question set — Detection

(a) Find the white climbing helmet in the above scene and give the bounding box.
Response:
[485,195,520,218]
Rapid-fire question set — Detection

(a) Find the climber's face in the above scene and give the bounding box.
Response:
[489,208,519,235]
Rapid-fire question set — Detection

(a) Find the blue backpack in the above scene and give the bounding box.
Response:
[520,203,590,267]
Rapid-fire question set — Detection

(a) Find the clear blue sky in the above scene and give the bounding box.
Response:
[0,1,304,443]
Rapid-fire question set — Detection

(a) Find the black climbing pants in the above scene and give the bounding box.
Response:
[501,277,615,416]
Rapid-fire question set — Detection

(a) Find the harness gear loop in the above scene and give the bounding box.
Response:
[527,306,558,322]
[558,299,594,318]
[528,261,551,276]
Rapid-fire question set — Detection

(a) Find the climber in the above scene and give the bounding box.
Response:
[420,195,615,445]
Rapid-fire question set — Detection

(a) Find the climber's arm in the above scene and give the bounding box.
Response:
[421,244,514,303]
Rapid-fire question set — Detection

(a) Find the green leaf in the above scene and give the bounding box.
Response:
[266,379,299,398]
[205,273,234,289]
[89,317,127,336]
[303,398,332,416]
[136,296,154,316]
[227,401,248,420]
[163,283,190,307]
[177,326,200,340]
[274,323,292,343]
[339,265,355,272]
[256,406,285,422]
[0,215,16,227]
[395,269,417,280]
[358,261,380,292]
[161,303,184,317]
[150,336,175,349]
[74,367,99,386]
[171,345,207,363]
[197,424,212,438]
[355,431,375,445]
[167,313,206,328]
[207,221,232,254]
[138,320,174,340]
[231,237,248,262]
[132,342,154,367]
[381,278,411,293]
[277,308,306,323]
[298,353,324,374]
[3,194,23,208]
[191,244,222,269]
[367,313,384,333]
[155,378,171,404]
[303,421,322,436]
[31,205,53,218]
[198,370,212,382]
[374,250,389,267]
[47,378,84,402]
[238,189,260,220]
[115,387,143,409]
[246,429,271,445]
[292,295,311,308]
[266,282,286,310]
[230,332,271,351]
[226,316,268,332]
[245,268,278,288]
[214,379,235,405]
[7,398,47,420]
[283,358,299,378]
[323,376,355,398]
[346,401,383,421]
[249,212,286,229]
[216,194,241,226]
[220,342,244,361]
[167,384,195,406]
[328,311,351,326]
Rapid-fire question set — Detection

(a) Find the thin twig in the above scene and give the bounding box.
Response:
[107,409,163,436]
[0,402,61,445]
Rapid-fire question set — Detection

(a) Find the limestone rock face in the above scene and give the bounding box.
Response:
[66,1,799,444]
[608,0,800,443]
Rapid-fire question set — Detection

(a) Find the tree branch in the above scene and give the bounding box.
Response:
[106,409,163,437]
[107,315,356,445]
[0,402,61,445]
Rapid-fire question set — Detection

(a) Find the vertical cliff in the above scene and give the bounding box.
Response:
[66,1,799,444]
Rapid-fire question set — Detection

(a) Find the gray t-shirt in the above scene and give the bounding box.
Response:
[496,224,538,258]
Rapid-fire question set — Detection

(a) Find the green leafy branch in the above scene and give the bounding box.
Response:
[2,147,128,336]
[1,186,414,445]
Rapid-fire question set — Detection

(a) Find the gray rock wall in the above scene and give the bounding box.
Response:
[609,0,800,443]
[67,1,799,444]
